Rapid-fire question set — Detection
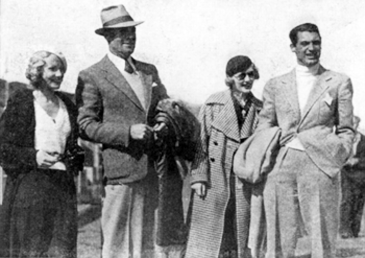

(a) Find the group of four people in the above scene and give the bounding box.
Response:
[0,4,356,258]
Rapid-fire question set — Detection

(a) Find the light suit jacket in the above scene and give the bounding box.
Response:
[76,55,168,184]
[256,65,354,178]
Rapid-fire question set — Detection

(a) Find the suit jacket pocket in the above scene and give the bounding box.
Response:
[325,133,348,167]
[319,93,336,118]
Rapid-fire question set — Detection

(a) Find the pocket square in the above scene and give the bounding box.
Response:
[152,82,159,87]
[323,93,333,106]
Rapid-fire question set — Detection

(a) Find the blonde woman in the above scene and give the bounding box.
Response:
[0,51,83,258]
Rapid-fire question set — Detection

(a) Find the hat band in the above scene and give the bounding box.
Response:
[103,15,134,27]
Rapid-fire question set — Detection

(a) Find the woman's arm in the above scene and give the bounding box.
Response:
[0,91,37,169]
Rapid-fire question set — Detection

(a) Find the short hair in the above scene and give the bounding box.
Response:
[25,51,67,88]
[225,56,260,89]
[289,23,321,45]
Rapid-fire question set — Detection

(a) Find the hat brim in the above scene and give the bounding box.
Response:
[95,21,144,35]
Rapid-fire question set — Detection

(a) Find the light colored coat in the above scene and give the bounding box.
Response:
[257,65,354,177]
[257,65,355,258]
[186,90,262,258]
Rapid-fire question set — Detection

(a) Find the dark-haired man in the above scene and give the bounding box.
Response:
[257,23,354,257]
[75,5,168,258]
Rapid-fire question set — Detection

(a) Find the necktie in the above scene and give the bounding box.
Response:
[125,59,135,74]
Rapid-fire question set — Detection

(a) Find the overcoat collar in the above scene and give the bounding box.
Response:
[211,90,259,142]
[280,65,333,126]
[100,55,151,112]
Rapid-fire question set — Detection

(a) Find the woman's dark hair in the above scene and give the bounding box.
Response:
[225,55,259,88]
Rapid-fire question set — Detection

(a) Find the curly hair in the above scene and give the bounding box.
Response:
[25,50,67,88]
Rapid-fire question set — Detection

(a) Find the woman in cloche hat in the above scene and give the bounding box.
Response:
[186,56,262,258]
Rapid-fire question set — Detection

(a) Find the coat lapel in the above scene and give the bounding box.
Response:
[299,66,330,124]
[281,70,301,117]
[211,90,240,142]
[240,101,257,140]
[100,56,144,111]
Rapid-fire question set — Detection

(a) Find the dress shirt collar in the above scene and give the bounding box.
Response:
[107,52,137,73]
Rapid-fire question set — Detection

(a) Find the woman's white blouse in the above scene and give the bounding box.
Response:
[34,97,71,170]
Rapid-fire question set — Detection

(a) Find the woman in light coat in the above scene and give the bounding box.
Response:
[185,56,262,258]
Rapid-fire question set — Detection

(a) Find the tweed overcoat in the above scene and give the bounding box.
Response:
[186,90,262,258]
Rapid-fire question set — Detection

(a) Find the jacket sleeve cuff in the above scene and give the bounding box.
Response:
[190,172,209,185]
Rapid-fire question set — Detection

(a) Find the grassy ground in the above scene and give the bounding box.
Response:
[77,189,365,258]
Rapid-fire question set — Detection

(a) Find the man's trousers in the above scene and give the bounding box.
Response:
[264,148,339,258]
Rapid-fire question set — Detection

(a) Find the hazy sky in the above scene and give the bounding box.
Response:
[1,0,365,124]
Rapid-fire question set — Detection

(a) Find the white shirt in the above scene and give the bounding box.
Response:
[107,53,147,110]
[34,97,71,170]
[295,63,320,112]
[287,63,320,151]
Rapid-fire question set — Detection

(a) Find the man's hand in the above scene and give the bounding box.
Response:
[36,150,60,168]
[130,124,153,141]
[153,123,169,141]
[191,182,207,199]
[346,157,359,167]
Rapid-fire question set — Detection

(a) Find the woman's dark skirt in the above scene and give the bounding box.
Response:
[0,168,77,258]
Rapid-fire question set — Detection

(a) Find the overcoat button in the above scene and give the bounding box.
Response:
[213,141,218,145]
[210,158,215,162]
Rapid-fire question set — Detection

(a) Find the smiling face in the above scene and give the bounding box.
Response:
[230,65,256,94]
[42,54,65,90]
[108,27,136,59]
[291,31,321,67]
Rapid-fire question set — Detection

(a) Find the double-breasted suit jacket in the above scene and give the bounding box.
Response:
[257,65,354,177]
[76,55,168,184]
[186,90,262,258]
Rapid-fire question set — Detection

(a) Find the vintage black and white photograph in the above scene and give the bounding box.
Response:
[1,0,365,257]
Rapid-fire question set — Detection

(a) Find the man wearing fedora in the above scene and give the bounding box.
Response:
[76,5,169,258]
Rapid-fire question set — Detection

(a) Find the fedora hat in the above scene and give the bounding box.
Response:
[95,5,143,35]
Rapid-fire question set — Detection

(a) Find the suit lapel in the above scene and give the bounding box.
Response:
[281,70,301,117]
[101,56,144,111]
[300,66,331,124]
[211,90,240,142]
[134,60,153,111]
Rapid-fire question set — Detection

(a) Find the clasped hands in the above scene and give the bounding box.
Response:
[36,149,61,168]
[130,123,169,143]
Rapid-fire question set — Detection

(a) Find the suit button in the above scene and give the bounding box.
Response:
[210,158,215,162]
[213,141,218,146]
